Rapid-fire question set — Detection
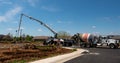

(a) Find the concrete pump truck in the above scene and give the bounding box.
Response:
[18,13,64,45]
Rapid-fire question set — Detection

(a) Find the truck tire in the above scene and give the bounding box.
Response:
[80,43,86,48]
[84,43,87,47]
[115,46,118,49]
[93,44,97,48]
[63,42,67,46]
[114,44,119,49]
[68,43,72,46]
[109,44,115,49]
[86,43,91,48]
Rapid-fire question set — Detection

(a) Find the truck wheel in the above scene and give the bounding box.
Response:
[83,43,87,47]
[80,44,84,48]
[93,44,97,48]
[69,43,72,46]
[86,44,91,48]
[80,44,86,48]
[63,42,67,46]
[115,46,118,49]
[109,44,115,49]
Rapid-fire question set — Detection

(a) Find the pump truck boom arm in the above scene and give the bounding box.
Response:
[18,13,57,38]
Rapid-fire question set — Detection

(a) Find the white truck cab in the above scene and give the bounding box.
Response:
[99,39,119,48]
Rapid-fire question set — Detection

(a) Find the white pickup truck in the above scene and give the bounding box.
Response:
[98,39,119,48]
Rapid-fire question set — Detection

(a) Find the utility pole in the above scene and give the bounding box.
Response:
[20,29,22,42]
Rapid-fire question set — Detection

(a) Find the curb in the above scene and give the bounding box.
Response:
[29,48,86,63]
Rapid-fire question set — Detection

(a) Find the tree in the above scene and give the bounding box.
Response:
[57,31,71,39]
[13,34,33,42]
[14,36,20,41]
[25,35,33,41]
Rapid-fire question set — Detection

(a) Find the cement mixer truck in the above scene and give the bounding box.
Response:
[72,33,98,48]
[72,33,119,48]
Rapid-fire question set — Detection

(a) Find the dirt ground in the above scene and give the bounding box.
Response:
[0,42,73,63]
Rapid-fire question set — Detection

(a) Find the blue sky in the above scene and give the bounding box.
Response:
[0,0,120,36]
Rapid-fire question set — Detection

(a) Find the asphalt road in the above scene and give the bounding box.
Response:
[64,47,120,63]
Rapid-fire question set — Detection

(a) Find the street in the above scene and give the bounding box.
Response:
[64,47,120,63]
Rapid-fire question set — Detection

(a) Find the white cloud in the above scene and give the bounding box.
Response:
[103,17,112,22]
[92,26,96,29]
[92,32,101,36]
[2,1,12,4]
[20,27,25,30]
[0,17,6,22]
[108,32,119,35]
[57,20,72,24]
[27,0,39,7]
[0,6,22,22]
[109,32,113,35]
[50,23,53,26]
[7,28,14,31]
[41,6,59,12]
[67,21,72,24]
[94,32,100,34]
[67,31,71,33]
[12,21,18,24]
[57,20,62,23]
[38,28,42,32]
[0,0,12,5]
[118,16,120,18]
[7,27,24,31]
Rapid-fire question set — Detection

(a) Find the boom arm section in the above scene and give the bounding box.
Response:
[18,13,57,38]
